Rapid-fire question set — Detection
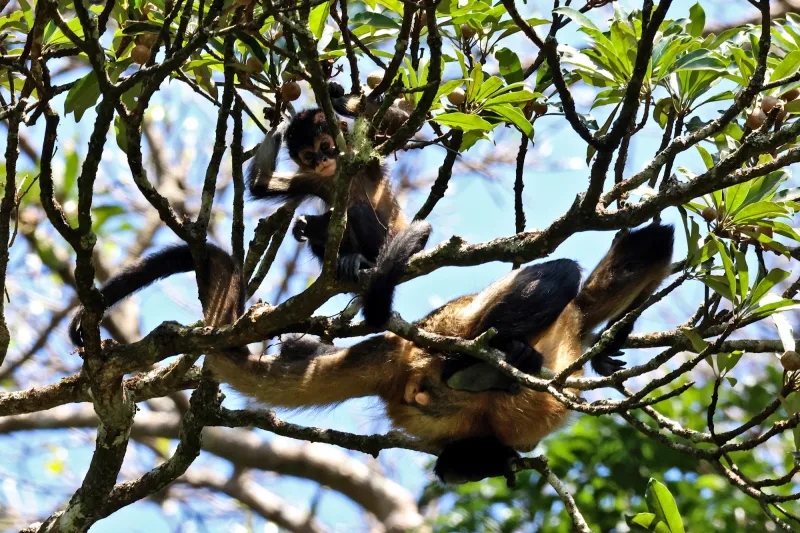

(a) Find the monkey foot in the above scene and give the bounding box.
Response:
[593,350,626,377]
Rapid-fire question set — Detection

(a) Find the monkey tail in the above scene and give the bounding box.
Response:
[575,223,675,333]
[327,81,362,118]
[362,221,432,327]
[68,243,237,347]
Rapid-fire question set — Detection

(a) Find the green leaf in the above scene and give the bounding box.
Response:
[350,11,400,29]
[702,275,735,302]
[484,90,539,105]
[734,249,748,302]
[731,201,790,224]
[751,268,791,305]
[740,170,790,206]
[92,204,126,232]
[688,3,705,38]
[233,29,267,63]
[645,479,685,533]
[771,50,800,84]
[121,20,163,35]
[750,298,800,320]
[466,62,484,104]
[762,294,797,352]
[695,145,714,170]
[474,76,505,102]
[626,513,671,533]
[674,49,727,72]
[64,71,101,122]
[486,103,533,138]
[431,112,494,131]
[552,7,600,31]
[718,351,743,376]
[436,79,466,100]
[308,0,333,36]
[712,236,737,304]
[680,327,708,353]
[496,47,523,84]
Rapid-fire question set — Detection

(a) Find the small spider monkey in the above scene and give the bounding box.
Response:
[247,81,422,326]
[70,223,674,485]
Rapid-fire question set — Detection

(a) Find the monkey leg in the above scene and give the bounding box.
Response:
[207,334,408,408]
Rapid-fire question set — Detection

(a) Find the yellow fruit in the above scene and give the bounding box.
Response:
[136,33,157,47]
[131,44,151,65]
[367,70,383,89]
[460,23,477,39]
[447,88,465,106]
[781,350,800,371]
[247,57,264,72]
[761,95,781,112]
[758,226,774,238]
[398,98,415,113]
[782,88,800,101]
[280,81,301,101]
[746,108,767,129]
[701,207,716,223]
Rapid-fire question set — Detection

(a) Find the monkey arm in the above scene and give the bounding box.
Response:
[249,170,333,204]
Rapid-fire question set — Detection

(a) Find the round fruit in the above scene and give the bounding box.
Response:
[532,102,548,115]
[460,23,477,39]
[131,44,151,65]
[247,57,264,72]
[781,350,800,371]
[447,88,465,106]
[367,70,383,89]
[137,33,157,47]
[398,98,415,114]
[280,81,301,101]
[758,226,774,238]
[141,2,151,15]
[746,108,767,129]
[234,0,252,6]
[419,11,428,27]
[701,206,716,222]
[761,95,781,112]
[782,88,800,101]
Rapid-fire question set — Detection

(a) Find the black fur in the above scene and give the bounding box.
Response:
[293,203,392,282]
[68,243,236,347]
[473,259,581,344]
[362,221,432,327]
[434,436,520,486]
[613,223,675,270]
[280,335,339,359]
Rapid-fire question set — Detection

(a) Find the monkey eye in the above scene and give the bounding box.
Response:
[320,141,330,151]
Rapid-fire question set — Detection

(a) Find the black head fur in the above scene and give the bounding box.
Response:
[285,109,337,164]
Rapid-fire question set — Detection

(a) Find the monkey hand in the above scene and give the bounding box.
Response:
[327,80,346,99]
[337,253,374,282]
[592,350,626,377]
[500,339,544,376]
[292,216,309,242]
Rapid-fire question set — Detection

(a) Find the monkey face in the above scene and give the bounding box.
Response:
[298,134,338,177]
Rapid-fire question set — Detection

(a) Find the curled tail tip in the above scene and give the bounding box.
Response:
[362,222,432,328]
[618,223,675,265]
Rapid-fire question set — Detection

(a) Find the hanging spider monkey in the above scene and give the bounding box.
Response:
[70,223,674,485]
[246,81,420,326]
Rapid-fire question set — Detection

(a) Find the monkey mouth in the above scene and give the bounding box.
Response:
[317,160,336,176]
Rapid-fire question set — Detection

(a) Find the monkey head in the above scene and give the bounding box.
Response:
[285,109,348,177]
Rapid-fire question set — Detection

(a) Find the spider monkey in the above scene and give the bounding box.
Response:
[70,223,674,486]
[247,81,421,326]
